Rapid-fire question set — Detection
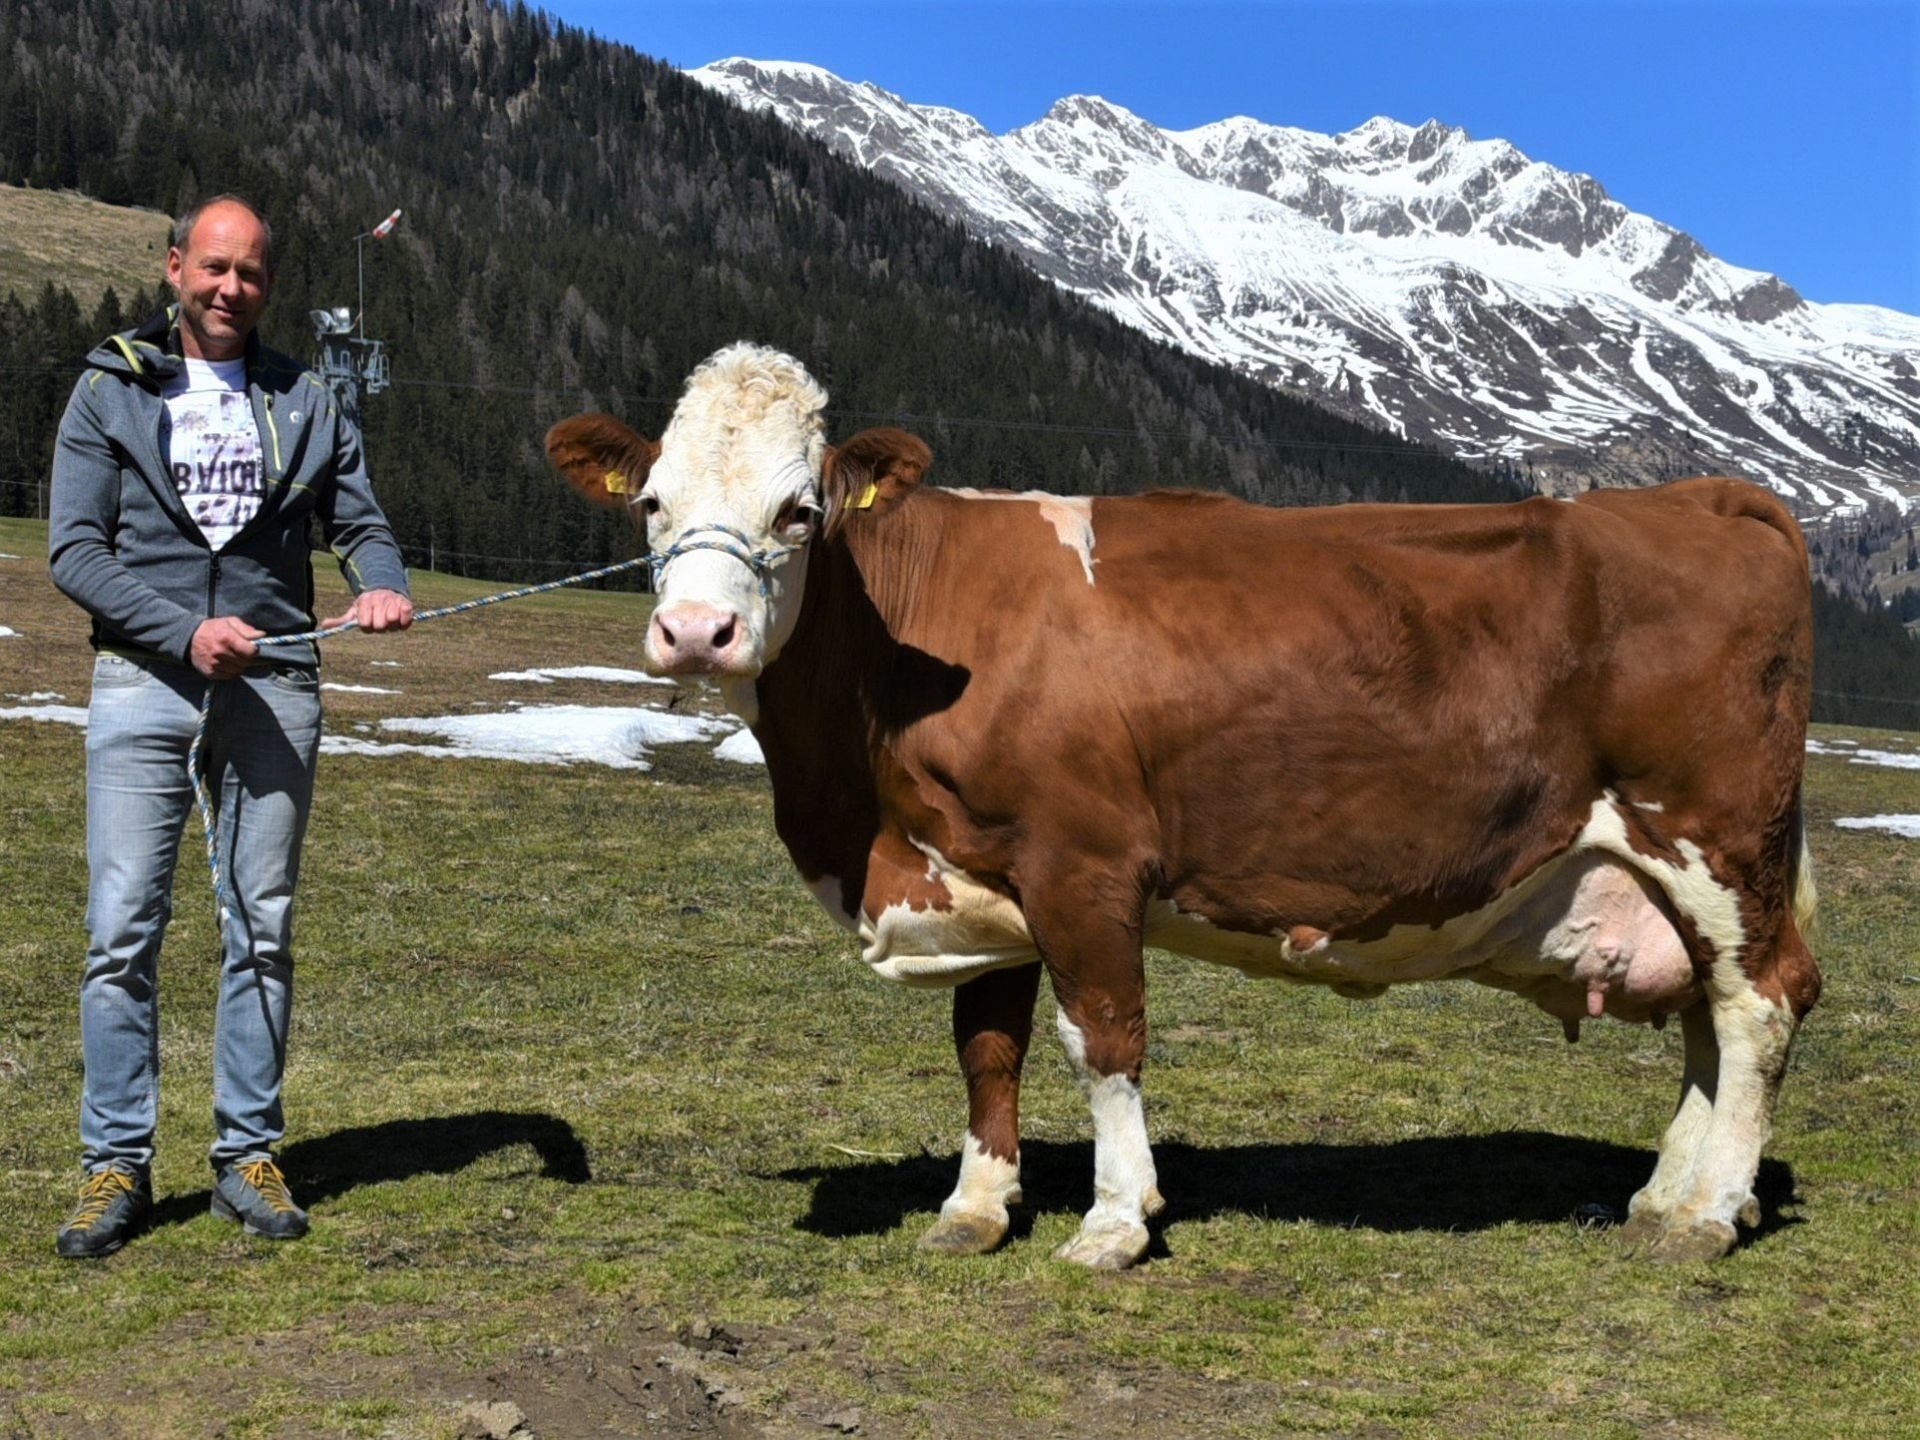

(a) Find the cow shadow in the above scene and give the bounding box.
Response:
[776,1131,1802,1250]
[149,1110,591,1230]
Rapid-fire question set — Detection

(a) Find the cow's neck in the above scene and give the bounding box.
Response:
[750,504,961,895]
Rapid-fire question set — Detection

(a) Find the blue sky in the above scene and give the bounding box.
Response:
[544,0,1918,314]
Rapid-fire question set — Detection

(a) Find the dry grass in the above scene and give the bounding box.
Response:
[0,183,170,310]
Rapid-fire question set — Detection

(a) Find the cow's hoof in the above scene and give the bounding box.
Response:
[1646,1218,1738,1264]
[1736,1193,1762,1228]
[1054,1220,1150,1270]
[1142,1185,1167,1220]
[918,1207,1010,1256]
[1614,1209,1666,1250]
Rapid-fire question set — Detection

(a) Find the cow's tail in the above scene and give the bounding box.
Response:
[1789,796,1819,947]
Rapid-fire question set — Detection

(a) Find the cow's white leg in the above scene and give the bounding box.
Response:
[921,963,1040,1255]
[1053,1007,1164,1270]
[1644,964,1798,1263]
[1619,1001,1718,1247]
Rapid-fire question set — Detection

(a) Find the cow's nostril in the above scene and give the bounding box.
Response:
[654,613,678,648]
[714,614,737,650]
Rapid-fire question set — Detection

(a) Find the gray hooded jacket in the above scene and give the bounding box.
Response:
[49,306,409,669]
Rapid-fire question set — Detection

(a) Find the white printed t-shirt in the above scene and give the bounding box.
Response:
[160,357,267,551]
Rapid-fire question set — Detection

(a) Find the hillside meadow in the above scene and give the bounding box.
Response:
[2,514,1917,1439]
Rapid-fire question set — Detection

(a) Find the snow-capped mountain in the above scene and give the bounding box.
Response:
[691,59,1920,513]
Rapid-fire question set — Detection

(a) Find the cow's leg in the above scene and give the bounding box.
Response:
[1619,1001,1718,1247]
[920,962,1042,1255]
[1642,936,1808,1263]
[1038,901,1165,1270]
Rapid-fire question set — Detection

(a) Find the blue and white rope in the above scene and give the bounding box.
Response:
[188,554,652,932]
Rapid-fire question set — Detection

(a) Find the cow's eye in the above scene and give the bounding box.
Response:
[778,498,822,533]
[636,492,661,518]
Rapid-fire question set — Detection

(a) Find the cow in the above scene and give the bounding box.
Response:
[546,342,1820,1270]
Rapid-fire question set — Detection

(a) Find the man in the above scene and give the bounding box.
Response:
[47,194,413,1257]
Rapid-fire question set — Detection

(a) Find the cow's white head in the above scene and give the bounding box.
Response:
[546,342,929,696]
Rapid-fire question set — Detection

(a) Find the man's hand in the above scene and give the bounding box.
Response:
[190,616,264,678]
[321,588,415,634]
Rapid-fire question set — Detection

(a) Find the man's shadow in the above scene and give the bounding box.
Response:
[778,1131,1802,1253]
[149,1110,591,1229]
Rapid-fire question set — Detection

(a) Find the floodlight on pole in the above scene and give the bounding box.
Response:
[351,206,404,340]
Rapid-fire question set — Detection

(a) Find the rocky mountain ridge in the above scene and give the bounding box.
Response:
[693,59,1920,514]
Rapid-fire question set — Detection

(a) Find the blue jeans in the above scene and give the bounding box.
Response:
[81,654,321,1171]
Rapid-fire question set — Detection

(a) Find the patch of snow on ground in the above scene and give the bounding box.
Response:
[0,552,19,559]
[714,728,765,765]
[1809,743,1920,770]
[0,704,87,726]
[321,683,400,694]
[0,626,17,637]
[489,665,672,686]
[1835,815,1920,838]
[4,699,741,772]
[5,692,64,701]
[370,660,402,667]
[355,704,732,770]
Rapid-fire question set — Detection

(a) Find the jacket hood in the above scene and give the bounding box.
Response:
[84,305,266,388]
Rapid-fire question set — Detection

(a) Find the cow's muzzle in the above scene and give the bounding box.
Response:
[648,602,750,675]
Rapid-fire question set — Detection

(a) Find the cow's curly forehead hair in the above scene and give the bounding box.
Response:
[663,342,829,485]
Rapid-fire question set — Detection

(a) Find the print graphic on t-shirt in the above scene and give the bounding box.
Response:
[162,371,266,551]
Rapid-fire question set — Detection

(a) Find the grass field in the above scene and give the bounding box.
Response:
[0,185,169,311]
[3,514,1918,1438]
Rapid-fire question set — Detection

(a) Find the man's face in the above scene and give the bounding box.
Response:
[166,202,273,361]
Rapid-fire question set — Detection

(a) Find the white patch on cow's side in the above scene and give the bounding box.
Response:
[857,841,1035,987]
[804,874,859,935]
[939,1132,1023,1223]
[1054,1010,1162,1266]
[949,489,1098,585]
[1140,794,1732,1027]
[1633,800,1666,813]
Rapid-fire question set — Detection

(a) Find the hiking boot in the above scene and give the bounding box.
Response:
[211,1156,309,1239]
[56,1165,153,1259]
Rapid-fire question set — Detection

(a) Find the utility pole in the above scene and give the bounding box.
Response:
[311,207,402,430]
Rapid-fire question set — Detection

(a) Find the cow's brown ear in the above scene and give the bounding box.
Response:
[823,427,931,535]
[545,413,661,511]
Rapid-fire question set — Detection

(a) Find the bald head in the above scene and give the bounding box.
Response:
[166,197,275,361]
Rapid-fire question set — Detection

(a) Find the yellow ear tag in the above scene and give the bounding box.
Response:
[849,481,880,511]
[602,470,628,495]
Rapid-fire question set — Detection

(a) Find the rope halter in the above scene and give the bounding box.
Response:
[644,523,802,599]
[636,460,818,599]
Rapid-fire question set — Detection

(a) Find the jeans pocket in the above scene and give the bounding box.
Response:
[91,655,156,691]
[265,666,320,695]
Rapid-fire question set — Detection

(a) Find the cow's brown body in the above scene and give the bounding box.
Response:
[549,344,1818,1269]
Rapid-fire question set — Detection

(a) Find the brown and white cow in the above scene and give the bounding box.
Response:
[547,342,1820,1269]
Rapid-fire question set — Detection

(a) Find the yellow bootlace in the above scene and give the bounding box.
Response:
[65,1168,136,1230]
[237,1159,297,1214]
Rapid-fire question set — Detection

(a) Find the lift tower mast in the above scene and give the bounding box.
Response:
[311,207,402,429]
